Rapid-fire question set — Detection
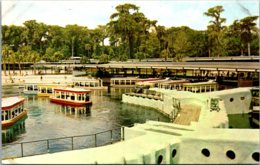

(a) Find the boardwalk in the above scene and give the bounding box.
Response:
[174,105,201,125]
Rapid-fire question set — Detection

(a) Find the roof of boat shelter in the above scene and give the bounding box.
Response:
[182,81,217,86]
[36,61,260,72]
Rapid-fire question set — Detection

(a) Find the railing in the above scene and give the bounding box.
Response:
[125,93,163,101]
[2,127,127,160]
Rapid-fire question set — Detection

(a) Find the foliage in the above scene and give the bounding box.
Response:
[135,52,147,61]
[160,49,170,61]
[80,56,90,64]
[173,31,191,61]
[239,16,258,56]
[1,4,259,66]
[204,5,227,57]
[99,54,110,63]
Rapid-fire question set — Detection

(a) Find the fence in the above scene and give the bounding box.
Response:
[125,93,163,101]
[2,127,125,160]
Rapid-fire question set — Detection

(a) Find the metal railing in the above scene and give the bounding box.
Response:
[2,127,126,160]
[125,93,163,101]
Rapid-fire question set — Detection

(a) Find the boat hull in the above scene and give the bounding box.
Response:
[24,91,38,95]
[50,97,92,106]
[2,110,28,129]
[38,93,53,97]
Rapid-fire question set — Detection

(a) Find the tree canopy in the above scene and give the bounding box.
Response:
[2,4,259,66]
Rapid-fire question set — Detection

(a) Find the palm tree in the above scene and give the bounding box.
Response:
[15,52,23,76]
[28,51,40,75]
[9,51,16,75]
[18,45,31,75]
[2,45,10,76]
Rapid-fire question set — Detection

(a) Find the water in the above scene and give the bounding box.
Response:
[2,85,170,158]
[228,114,252,128]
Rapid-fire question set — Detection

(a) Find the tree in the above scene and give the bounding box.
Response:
[28,51,40,74]
[2,45,12,76]
[15,52,23,75]
[18,45,31,75]
[154,25,167,54]
[43,47,55,62]
[240,16,258,56]
[173,31,191,61]
[53,51,64,62]
[80,56,90,64]
[99,54,109,63]
[160,49,170,61]
[225,20,242,56]
[64,24,89,59]
[108,4,139,59]
[2,25,26,51]
[85,43,92,57]
[9,50,16,74]
[135,52,146,61]
[204,6,226,57]
[23,20,48,54]
[108,3,156,59]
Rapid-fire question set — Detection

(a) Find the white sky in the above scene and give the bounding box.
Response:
[2,0,259,30]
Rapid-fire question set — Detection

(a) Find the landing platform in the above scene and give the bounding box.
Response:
[174,105,201,125]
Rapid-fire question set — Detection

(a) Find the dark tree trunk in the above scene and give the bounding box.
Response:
[128,34,134,59]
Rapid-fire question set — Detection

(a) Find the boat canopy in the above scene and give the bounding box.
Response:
[2,97,25,110]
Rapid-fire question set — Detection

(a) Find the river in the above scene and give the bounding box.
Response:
[2,85,170,158]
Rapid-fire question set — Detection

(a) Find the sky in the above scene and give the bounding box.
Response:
[2,0,259,30]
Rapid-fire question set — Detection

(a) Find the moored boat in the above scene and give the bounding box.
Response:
[2,96,28,129]
[72,77,105,89]
[23,83,38,95]
[37,84,64,97]
[49,88,92,106]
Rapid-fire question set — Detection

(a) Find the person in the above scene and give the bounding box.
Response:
[40,76,43,80]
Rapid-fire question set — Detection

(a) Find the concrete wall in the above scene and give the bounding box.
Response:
[179,129,259,164]
[122,94,164,113]
[207,88,252,114]
[122,89,231,128]
[4,122,259,164]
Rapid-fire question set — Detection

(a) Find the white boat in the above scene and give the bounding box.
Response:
[23,83,38,95]
[2,96,28,129]
[49,87,92,106]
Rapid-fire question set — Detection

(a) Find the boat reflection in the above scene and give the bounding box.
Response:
[2,116,27,143]
[2,96,28,143]
[55,104,91,118]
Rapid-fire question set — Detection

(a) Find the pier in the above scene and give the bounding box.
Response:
[33,59,260,88]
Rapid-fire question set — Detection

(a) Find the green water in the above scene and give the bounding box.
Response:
[2,85,170,158]
[228,114,251,128]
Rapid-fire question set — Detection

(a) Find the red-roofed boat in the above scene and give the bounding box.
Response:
[49,88,92,106]
[2,97,28,129]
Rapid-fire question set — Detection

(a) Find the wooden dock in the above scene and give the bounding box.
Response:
[173,105,201,125]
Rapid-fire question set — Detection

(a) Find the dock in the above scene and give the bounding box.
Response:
[173,105,201,125]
